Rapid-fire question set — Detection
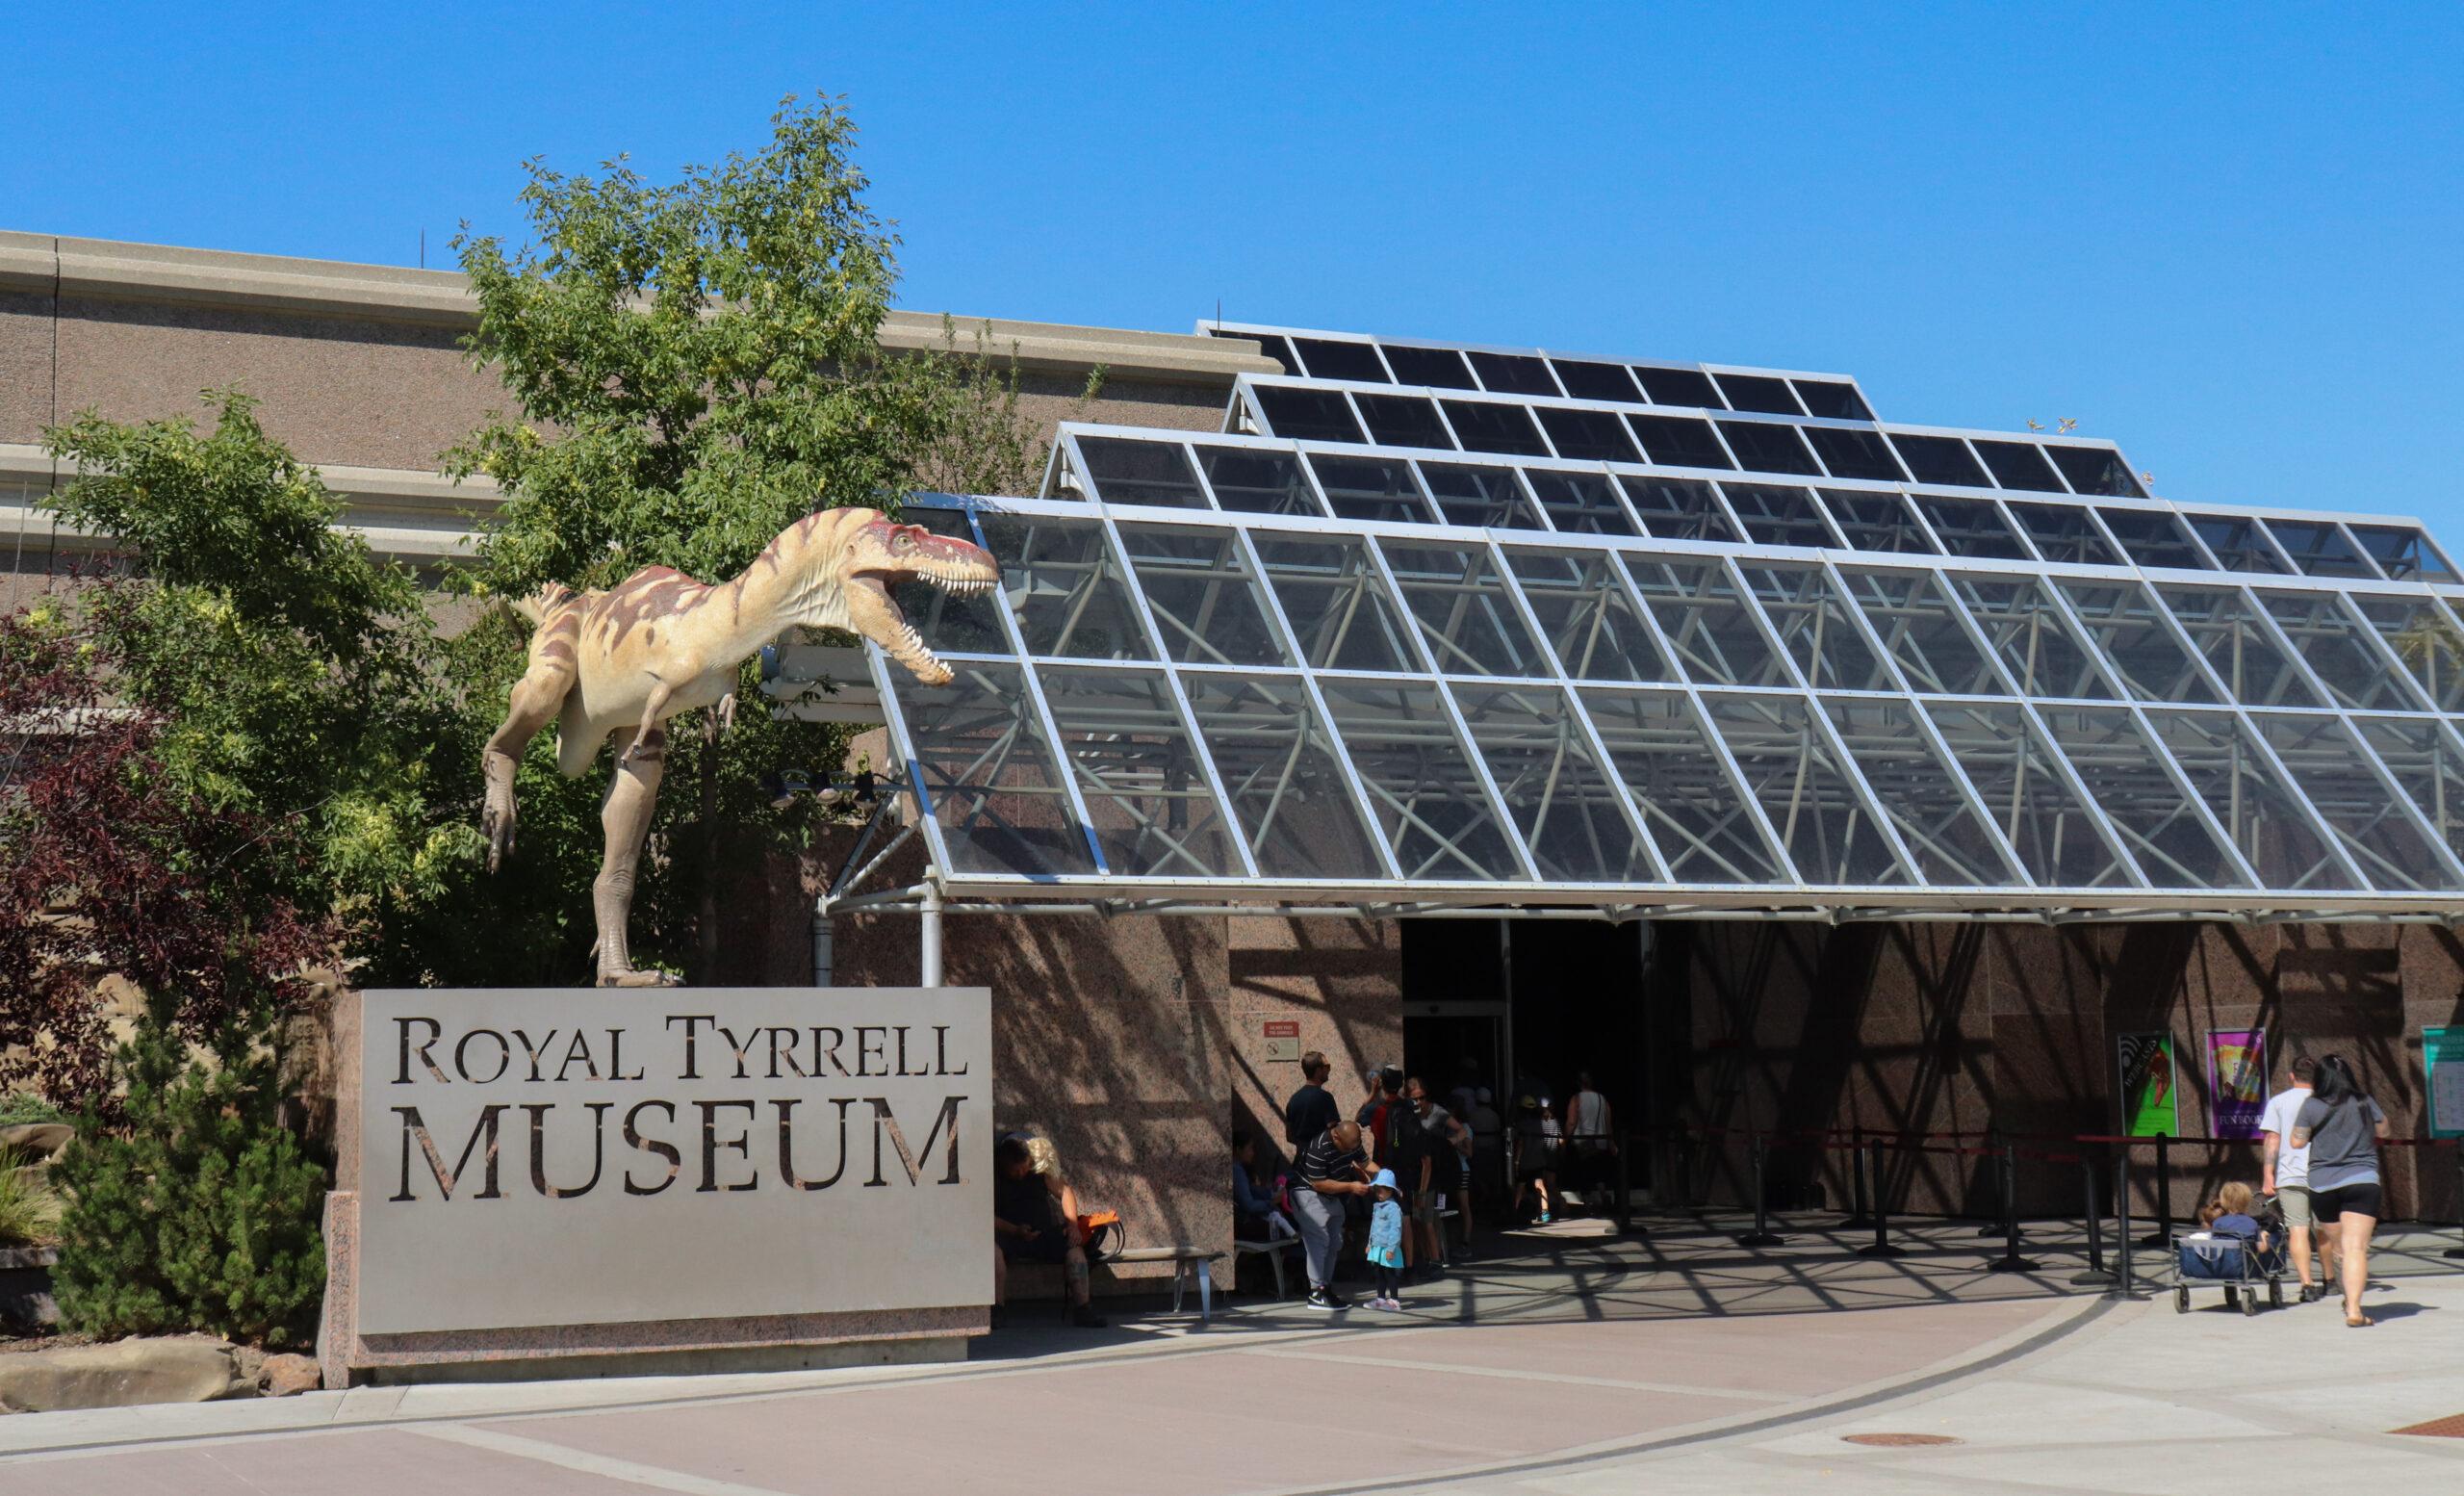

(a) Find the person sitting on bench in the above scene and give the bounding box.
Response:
[993,1134,1106,1329]
[1232,1129,1292,1243]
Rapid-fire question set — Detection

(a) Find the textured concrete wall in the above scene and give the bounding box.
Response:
[1226,915,1404,1171]
[1671,919,2464,1225]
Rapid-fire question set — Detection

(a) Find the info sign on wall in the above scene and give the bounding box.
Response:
[355,988,990,1335]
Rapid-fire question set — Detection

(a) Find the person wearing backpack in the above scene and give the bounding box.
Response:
[2289,1053,2393,1328]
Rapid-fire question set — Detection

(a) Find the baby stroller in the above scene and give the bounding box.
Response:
[2171,1227,2288,1316]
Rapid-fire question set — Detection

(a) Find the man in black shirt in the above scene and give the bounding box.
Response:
[1291,1119,1372,1310]
[1285,1050,1339,1151]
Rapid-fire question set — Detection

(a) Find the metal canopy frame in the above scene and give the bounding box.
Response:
[849,326,2464,927]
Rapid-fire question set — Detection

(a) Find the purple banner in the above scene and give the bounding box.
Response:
[2208,1029,2268,1140]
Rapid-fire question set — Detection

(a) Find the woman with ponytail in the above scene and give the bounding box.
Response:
[2289,1054,2392,1327]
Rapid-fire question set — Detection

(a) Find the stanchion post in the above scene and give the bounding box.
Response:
[1839,1124,1873,1230]
[2137,1132,2171,1248]
[1737,1132,1785,1248]
[1985,1144,2040,1273]
[1977,1127,2006,1235]
[1615,1131,1638,1237]
[2105,1142,2145,1301]
[2070,1149,2114,1286]
[2446,1145,2464,1261]
[1855,1138,1906,1258]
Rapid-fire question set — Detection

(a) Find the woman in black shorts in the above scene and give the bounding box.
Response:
[2290,1054,2393,1328]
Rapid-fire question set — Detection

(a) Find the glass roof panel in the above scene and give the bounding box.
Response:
[1699,692,1911,885]
[1889,433,1993,489]
[1420,462,1546,529]
[1621,475,1744,543]
[1253,386,1365,444]
[1630,367,1727,409]
[1451,682,1653,882]
[1467,351,1560,397]
[1114,522,1292,668]
[2038,706,2248,889]
[1252,532,1424,673]
[1925,702,2133,888]
[1551,361,1647,403]
[1320,679,1525,880]
[1535,406,1642,463]
[2354,716,2464,867]
[1037,665,1245,879]
[2056,581,2220,705]
[1792,381,1873,421]
[1953,577,2119,699]
[1578,688,1788,884]
[1312,454,1437,526]
[1377,538,1549,678]
[1626,414,1736,470]
[898,659,1097,878]
[1525,470,1641,536]
[2254,712,2459,892]
[1818,491,1938,555]
[2141,709,2351,890]
[2158,586,2324,708]
[2265,519,2377,580]
[1197,446,1322,517]
[1971,440,2068,493]
[1803,426,1909,482]
[1235,332,1298,375]
[1503,547,1674,683]
[1075,437,1210,508]
[2006,502,2125,567]
[2183,513,2292,575]
[979,513,1156,661]
[1624,555,1794,687]
[1741,561,1895,691]
[1353,393,1455,451]
[1915,495,2032,560]
[1842,568,2008,696]
[1440,400,1552,457]
[2043,445,2147,498]
[2347,595,2464,711]
[2254,590,2427,712]
[898,506,1012,658]
[1291,338,1389,383]
[2348,525,2459,583]
[1712,374,1804,416]
[1180,673,1388,881]
[1820,696,2019,885]
[2097,508,2210,571]
[1381,345,1479,390]
[1724,482,1839,549]
[1715,421,1823,477]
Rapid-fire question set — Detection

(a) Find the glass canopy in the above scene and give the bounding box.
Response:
[860,325,2464,918]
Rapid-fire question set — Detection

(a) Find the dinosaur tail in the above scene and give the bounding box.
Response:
[511,581,576,626]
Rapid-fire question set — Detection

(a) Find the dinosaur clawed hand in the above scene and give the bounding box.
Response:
[480,751,519,872]
[598,967,683,988]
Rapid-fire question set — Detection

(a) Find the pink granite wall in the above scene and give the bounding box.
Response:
[1226,916,1403,1169]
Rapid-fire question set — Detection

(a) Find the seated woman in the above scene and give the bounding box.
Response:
[992,1134,1106,1328]
[1232,1129,1292,1243]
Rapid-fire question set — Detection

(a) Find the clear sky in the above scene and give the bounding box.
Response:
[7,4,2459,535]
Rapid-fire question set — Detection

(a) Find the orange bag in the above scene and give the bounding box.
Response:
[1075,1211,1123,1261]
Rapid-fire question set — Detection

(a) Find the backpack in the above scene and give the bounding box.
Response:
[1387,1100,1429,1180]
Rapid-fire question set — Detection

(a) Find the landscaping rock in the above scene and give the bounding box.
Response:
[0,1336,253,1411]
[259,1353,321,1397]
[0,1125,72,1162]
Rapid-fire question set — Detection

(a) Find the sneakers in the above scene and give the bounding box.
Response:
[1371,1295,1400,1310]
[1535,1211,1553,1225]
[1071,1305,1108,1328]
[2299,1284,2325,1304]
[1306,1286,1349,1310]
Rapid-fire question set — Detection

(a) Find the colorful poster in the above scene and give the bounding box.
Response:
[2207,1029,2267,1140]
[2427,1027,2464,1140]
[2118,1032,2179,1137]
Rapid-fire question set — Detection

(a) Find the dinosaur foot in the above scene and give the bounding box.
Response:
[598,967,683,989]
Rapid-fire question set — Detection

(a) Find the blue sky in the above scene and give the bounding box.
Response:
[8,4,2460,535]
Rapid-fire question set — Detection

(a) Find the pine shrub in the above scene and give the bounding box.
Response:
[53,997,328,1347]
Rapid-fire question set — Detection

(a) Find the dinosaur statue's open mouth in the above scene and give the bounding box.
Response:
[844,525,1003,687]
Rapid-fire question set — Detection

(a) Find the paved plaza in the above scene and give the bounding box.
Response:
[3,1213,2460,1494]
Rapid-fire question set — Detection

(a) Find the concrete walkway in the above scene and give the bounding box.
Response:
[0,1213,2456,1494]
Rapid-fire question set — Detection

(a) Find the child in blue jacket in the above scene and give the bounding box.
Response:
[1367,1169,1405,1309]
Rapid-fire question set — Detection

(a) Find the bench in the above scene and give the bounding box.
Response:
[1110,1247,1224,1320]
[1231,1235,1301,1299]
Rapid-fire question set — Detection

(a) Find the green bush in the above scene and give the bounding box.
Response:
[0,1096,64,1127]
[0,1149,63,1248]
[53,998,327,1347]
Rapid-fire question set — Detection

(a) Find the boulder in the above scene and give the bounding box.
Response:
[0,1125,73,1162]
[0,1336,253,1411]
[259,1353,321,1397]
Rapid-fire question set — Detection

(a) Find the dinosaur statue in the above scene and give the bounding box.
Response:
[480,506,1001,986]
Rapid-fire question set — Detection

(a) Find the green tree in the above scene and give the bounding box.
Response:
[448,94,951,978]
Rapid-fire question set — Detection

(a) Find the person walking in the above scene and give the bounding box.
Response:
[2260,1056,2336,1303]
[1512,1095,1562,1225]
[1563,1071,1616,1216]
[1291,1119,1373,1310]
[2289,1053,2392,1328]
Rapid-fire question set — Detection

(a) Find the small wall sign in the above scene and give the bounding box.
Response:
[1263,1020,1300,1062]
